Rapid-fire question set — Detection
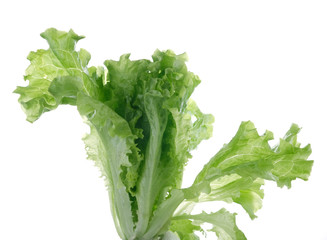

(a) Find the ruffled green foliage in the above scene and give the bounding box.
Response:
[15,28,313,240]
[171,209,246,240]
[183,121,313,220]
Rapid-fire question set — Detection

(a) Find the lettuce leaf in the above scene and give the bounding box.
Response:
[181,121,313,220]
[172,209,246,240]
[14,29,101,122]
[14,28,313,240]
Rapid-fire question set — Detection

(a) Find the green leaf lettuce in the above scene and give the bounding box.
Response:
[15,28,313,240]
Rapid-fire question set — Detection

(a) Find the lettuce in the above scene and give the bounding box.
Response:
[14,28,313,240]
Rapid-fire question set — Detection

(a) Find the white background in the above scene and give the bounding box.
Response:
[0,0,326,239]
